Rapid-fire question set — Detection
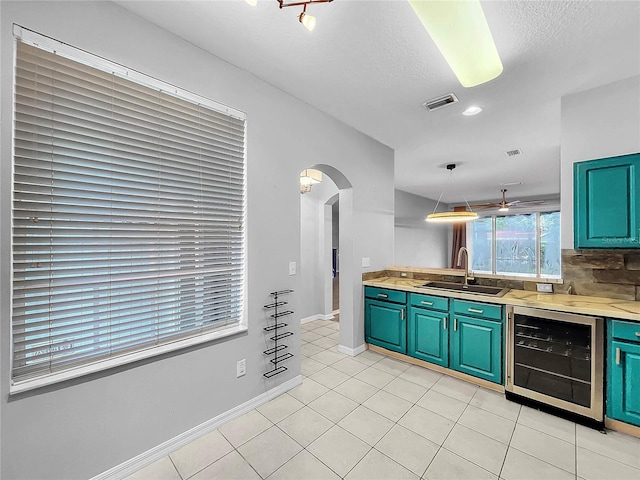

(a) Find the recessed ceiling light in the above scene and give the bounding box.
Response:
[462,106,482,116]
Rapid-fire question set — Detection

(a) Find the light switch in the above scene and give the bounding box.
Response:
[289,261,296,276]
[362,257,371,268]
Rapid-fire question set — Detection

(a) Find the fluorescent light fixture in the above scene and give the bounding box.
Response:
[299,11,317,31]
[462,106,482,116]
[426,211,479,223]
[408,0,503,88]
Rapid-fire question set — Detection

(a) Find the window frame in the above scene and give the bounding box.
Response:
[467,209,561,279]
[10,26,248,394]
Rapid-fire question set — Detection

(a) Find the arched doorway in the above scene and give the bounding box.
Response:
[299,164,357,354]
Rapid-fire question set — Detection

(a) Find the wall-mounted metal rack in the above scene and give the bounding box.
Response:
[263,289,294,378]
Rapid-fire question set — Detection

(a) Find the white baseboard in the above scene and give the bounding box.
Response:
[338,344,366,357]
[300,313,334,324]
[92,375,302,480]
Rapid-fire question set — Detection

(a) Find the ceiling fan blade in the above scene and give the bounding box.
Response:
[512,200,547,207]
[468,202,500,210]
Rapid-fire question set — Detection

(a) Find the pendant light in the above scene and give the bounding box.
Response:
[426,164,478,223]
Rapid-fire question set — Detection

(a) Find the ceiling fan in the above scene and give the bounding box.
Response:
[470,189,547,212]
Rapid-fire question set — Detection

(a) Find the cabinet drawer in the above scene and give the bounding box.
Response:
[611,319,640,343]
[409,293,448,311]
[453,299,503,321]
[365,286,406,304]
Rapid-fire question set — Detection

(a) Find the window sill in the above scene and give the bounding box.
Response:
[10,323,248,396]
[471,271,564,284]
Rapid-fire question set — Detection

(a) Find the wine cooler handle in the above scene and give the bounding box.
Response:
[616,347,621,365]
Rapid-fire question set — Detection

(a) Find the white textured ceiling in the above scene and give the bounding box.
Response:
[116,0,640,204]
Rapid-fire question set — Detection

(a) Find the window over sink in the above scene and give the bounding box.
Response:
[467,211,560,277]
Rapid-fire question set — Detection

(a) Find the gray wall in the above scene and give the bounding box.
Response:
[394,189,449,268]
[299,180,339,320]
[559,75,640,249]
[0,2,395,478]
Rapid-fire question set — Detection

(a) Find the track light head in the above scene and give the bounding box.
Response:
[299,10,316,31]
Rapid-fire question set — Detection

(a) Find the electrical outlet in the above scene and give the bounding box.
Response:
[236,358,246,377]
[288,261,296,276]
[536,283,553,293]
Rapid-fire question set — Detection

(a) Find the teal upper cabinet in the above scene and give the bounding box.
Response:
[574,153,640,248]
[364,287,407,354]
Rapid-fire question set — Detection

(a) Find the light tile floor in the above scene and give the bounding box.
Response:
[126,319,640,480]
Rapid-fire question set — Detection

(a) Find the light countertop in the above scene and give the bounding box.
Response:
[363,276,640,322]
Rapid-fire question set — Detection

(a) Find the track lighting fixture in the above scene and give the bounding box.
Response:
[277,0,333,31]
[299,5,316,31]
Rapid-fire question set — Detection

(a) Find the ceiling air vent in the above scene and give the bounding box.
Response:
[505,149,523,157]
[422,93,458,112]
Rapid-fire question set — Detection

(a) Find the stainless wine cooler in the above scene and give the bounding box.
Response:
[506,306,604,421]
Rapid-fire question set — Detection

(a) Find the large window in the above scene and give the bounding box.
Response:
[468,211,560,277]
[11,32,246,391]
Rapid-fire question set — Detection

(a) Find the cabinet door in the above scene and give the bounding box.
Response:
[574,153,640,248]
[609,340,640,427]
[450,315,502,384]
[365,299,406,354]
[408,307,448,367]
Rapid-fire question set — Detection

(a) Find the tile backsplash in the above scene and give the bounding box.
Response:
[561,249,640,301]
[368,249,640,301]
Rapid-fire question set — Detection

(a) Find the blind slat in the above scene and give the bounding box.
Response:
[12,40,246,385]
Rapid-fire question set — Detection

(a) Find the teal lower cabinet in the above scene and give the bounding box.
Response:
[408,293,449,367]
[364,287,407,354]
[405,294,504,384]
[607,319,640,426]
[450,314,503,384]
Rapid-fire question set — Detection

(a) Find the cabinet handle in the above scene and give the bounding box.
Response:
[468,308,484,314]
[443,317,447,330]
[421,301,434,306]
[616,347,621,365]
[401,309,405,321]
[377,293,388,298]
[635,332,640,337]
[454,318,458,331]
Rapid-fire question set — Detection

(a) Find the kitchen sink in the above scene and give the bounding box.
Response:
[419,281,510,297]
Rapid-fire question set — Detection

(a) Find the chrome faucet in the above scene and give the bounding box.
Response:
[457,247,473,286]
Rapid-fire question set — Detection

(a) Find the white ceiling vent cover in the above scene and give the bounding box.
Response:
[505,149,523,157]
[422,93,459,112]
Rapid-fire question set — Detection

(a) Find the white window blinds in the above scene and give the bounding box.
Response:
[12,39,246,387]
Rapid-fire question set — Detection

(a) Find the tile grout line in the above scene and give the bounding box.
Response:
[167,454,183,480]
[498,401,522,479]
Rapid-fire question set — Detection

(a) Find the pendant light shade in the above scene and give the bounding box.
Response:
[426,211,478,223]
[425,164,478,223]
[408,0,503,88]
